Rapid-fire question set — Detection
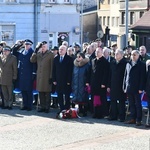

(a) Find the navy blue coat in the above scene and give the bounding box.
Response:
[14,48,36,91]
[72,58,90,103]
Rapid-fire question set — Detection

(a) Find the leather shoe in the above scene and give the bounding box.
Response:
[125,119,136,124]
[1,106,8,109]
[118,119,125,122]
[45,109,49,113]
[145,124,150,128]
[38,109,45,112]
[21,107,27,110]
[27,108,32,111]
[8,107,12,110]
[136,121,142,126]
[108,117,117,121]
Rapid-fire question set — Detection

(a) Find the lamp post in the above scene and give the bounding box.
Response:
[125,0,129,47]
[80,0,84,45]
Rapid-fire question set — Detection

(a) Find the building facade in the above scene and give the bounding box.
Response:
[0,0,81,48]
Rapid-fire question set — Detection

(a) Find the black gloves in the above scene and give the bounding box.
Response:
[32,74,36,81]
[49,78,53,84]
[35,42,43,53]
[12,79,16,84]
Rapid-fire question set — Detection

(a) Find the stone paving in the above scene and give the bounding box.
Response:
[0,105,150,150]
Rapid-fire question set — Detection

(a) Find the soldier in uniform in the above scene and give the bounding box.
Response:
[13,39,36,111]
[0,46,17,109]
[30,41,54,113]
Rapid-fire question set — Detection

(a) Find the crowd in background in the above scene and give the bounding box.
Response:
[0,39,150,128]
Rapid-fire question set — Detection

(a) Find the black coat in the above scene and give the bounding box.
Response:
[126,60,146,94]
[91,56,109,95]
[146,66,150,97]
[109,58,127,100]
[52,54,73,93]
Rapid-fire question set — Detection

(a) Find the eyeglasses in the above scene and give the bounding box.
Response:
[131,54,137,56]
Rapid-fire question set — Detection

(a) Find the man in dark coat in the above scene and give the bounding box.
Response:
[52,45,73,115]
[91,47,110,118]
[123,50,146,126]
[107,49,127,122]
[13,39,36,111]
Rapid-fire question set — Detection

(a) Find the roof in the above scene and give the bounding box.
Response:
[130,10,150,30]
[83,6,97,13]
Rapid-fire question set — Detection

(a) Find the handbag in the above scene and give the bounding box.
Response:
[93,95,101,107]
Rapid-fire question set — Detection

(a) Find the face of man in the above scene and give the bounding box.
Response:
[25,44,31,50]
[131,52,139,62]
[59,45,67,56]
[95,47,103,58]
[42,44,48,53]
[52,50,58,55]
[139,47,146,56]
[67,47,73,56]
[115,50,123,61]
[74,46,80,52]
[3,50,10,56]
[87,45,93,55]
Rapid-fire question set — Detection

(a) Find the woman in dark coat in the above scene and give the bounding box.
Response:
[72,53,90,116]
[91,47,109,118]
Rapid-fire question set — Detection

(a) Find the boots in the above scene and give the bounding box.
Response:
[93,106,103,119]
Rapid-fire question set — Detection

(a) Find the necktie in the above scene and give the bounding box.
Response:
[60,56,63,62]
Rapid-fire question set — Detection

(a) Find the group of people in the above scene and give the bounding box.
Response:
[0,39,150,128]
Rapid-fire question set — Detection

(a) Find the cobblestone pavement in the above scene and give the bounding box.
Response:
[0,105,150,150]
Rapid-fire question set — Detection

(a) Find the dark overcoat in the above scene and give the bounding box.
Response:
[109,58,127,100]
[91,56,109,95]
[52,54,73,93]
[146,65,150,97]
[72,58,90,103]
[126,60,146,94]
[14,48,36,91]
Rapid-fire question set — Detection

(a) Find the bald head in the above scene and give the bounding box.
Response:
[59,45,67,56]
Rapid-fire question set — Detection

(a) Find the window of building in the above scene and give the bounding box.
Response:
[112,0,114,4]
[107,17,110,26]
[116,17,119,26]
[140,11,144,18]
[112,17,115,26]
[48,0,56,3]
[121,12,125,24]
[103,17,106,26]
[64,0,70,3]
[0,24,15,46]
[130,12,135,25]
[108,0,110,4]
[5,0,18,2]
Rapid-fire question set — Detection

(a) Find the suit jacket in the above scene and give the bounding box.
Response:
[52,54,73,93]
[0,54,17,86]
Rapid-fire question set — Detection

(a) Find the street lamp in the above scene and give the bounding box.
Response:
[80,0,84,45]
[125,0,129,47]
